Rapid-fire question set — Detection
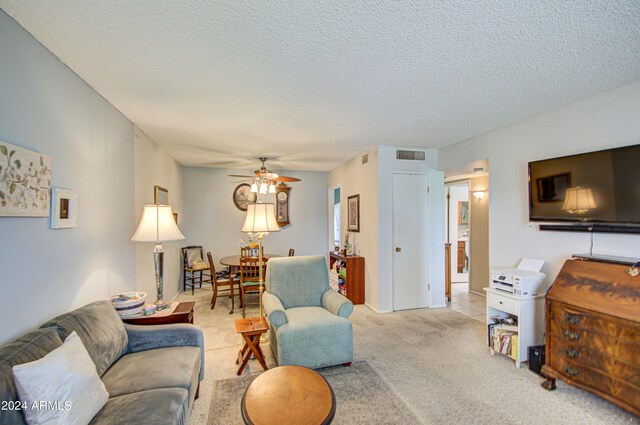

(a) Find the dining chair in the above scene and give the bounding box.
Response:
[239,256,268,318]
[207,252,241,314]
[288,249,295,257]
[181,246,211,294]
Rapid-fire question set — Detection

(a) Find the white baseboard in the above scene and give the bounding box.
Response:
[364,302,392,314]
[430,303,447,308]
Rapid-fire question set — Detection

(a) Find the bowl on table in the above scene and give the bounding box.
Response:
[110,291,147,318]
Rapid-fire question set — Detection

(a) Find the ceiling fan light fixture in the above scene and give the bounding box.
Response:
[250,182,258,193]
[268,183,276,193]
[259,182,268,194]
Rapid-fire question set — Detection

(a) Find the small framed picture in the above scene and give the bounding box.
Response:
[50,188,77,229]
[347,194,360,232]
[154,185,168,205]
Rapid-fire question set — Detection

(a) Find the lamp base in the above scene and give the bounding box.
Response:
[154,299,172,310]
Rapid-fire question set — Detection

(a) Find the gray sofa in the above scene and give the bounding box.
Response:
[0,300,204,425]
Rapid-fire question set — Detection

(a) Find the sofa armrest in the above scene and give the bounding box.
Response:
[262,291,288,330]
[322,290,354,319]
[125,323,204,380]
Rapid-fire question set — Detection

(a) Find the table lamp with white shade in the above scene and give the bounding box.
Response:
[241,203,280,317]
[132,204,185,309]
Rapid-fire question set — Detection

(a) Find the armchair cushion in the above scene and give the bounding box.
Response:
[275,307,353,369]
[321,289,354,319]
[262,292,288,329]
[265,256,329,308]
[124,324,204,381]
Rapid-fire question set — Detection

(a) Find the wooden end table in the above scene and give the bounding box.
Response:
[241,366,336,425]
[122,301,195,325]
[235,317,269,375]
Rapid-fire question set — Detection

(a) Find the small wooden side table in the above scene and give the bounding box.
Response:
[235,317,269,375]
[241,366,336,425]
[122,301,195,325]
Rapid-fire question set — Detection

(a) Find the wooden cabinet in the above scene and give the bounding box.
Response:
[445,243,451,301]
[541,259,640,416]
[457,241,466,273]
[328,252,364,304]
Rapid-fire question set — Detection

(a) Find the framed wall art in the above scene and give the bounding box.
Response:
[233,183,257,211]
[347,194,360,232]
[154,185,168,205]
[50,188,77,229]
[0,141,52,217]
[458,201,469,225]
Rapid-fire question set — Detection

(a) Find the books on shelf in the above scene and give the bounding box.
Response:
[488,323,519,360]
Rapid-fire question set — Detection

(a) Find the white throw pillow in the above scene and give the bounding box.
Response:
[12,331,109,425]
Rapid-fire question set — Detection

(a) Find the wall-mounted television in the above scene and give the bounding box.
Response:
[528,144,640,230]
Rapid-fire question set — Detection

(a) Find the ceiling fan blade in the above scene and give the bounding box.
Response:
[276,176,301,182]
[234,179,252,183]
[228,174,255,178]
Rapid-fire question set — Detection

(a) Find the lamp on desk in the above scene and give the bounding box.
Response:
[132,204,185,310]
[241,203,280,317]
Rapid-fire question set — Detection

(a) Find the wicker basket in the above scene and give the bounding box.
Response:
[110,291,147,318]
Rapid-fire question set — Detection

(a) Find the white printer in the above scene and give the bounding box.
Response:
[490,258,547,297]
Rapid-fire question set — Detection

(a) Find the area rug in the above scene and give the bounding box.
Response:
[207,361,420,425]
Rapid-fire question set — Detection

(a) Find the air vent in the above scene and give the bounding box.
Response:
[396,150,426,161]
[361,154,369,165]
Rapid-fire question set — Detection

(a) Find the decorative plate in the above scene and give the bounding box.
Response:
[233,183,257,211]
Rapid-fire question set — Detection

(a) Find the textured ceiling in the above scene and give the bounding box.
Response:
[2,1,640,171]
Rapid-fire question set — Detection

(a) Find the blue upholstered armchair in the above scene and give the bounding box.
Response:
[262,255,354,369]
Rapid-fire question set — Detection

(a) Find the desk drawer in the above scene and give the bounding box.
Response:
[487,291,518,315]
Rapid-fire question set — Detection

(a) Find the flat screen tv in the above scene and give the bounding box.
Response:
[528,144,640,226]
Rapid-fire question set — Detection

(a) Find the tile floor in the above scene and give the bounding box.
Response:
[448,282,486,323]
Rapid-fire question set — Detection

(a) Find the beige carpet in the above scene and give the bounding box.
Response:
[208,361,421,424]
[178,289,637,425]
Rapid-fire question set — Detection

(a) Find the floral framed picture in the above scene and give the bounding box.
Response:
[347,194,360,232]
[0,141,52,217]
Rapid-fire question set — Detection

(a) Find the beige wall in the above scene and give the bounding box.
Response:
[181,167,328,270]
[0,10,135,344]
[133,127,184,301]
[438,81,640,282]
[469,175,489,294]
[328,148,379,310]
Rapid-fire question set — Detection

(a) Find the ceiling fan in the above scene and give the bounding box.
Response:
[229,157,300,194]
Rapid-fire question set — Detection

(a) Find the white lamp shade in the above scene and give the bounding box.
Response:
[242,203,280,233]
[132,204,185,242]
[562,187,597,212]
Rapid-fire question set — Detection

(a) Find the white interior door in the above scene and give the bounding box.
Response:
[393,173,430,311]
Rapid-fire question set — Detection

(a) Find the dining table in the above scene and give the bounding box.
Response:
[219,254,283,269]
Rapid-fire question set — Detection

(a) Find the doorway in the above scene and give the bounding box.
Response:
[447,182,470,288]
[328,185,341,252]
[443,161,490,323]
[392,173,430,311]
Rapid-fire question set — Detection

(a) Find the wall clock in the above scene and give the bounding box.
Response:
[233,183,257,211]
[276,184,290,227]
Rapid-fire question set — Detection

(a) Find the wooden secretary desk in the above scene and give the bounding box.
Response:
[541,257,640,416]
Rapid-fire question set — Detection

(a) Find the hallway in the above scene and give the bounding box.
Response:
[448,282,485,323]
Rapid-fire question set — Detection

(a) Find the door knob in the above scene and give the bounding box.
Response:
[395,247,401,252]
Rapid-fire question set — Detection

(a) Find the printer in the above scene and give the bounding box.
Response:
[490,258,547,297]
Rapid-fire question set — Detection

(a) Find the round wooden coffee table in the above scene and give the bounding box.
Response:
[241,366,336,425]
